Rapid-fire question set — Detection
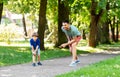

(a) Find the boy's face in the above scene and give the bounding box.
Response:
[62,22,70,30]
[33,36,38,41]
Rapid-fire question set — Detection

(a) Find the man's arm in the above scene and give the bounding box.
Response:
[60,36,78,48]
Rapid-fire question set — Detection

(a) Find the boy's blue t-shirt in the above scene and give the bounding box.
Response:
[30,38,40,49]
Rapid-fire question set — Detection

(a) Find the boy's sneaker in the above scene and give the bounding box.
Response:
[32,63,36,67]
[75,60,80,63]
[37,62,42,65]
[69,61,76,66]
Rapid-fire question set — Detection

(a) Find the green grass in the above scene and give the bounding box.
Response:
[0,46,89,67]
[56,55,120,77]
[0,46,31,66]
[97,42,120,50]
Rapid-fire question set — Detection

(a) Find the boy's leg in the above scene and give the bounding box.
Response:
[32,54,36,66]
[37,49,40,62]
[32,55,36,63]
[37,49,42,65]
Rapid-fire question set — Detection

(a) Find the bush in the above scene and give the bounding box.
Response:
[0,23,22,44]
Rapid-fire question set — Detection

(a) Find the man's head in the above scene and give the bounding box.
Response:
[32,32,38,41]
[62,20,70,30]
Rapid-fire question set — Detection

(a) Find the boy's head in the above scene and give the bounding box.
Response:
[62,20,70,30]
[32,32,38,41]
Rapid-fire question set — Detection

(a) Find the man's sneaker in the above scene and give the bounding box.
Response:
[32,63,36,67]
[37,62,42,65]
[69,61,76,66]
[75,60,80,63]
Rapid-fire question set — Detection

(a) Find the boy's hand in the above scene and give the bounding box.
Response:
[32,51,36,56]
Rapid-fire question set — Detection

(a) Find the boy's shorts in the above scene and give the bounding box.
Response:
[32,49,40,55]
[36,49,40,55]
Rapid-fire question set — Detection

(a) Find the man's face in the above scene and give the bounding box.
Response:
[62,22,70,30]
[33,36,37,41]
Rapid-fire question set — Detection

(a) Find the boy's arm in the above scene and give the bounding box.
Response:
[31,46,35,52]
[35,39,40,51]
[35,45,39,51]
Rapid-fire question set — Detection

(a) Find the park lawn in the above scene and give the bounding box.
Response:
[56,41,120,77]
[56,55,120,77]
[0,46,89,67]
[98,42,120,50]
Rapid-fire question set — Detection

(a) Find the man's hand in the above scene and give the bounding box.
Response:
[59,43,67,48]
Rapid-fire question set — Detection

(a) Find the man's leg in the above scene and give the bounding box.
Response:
[69,42,78,66]
[71,42,77,61]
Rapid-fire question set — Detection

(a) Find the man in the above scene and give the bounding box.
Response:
[60,20,81,66]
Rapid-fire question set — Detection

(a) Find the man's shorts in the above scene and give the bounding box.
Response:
[69,36,81,52]
[76,36,81,43]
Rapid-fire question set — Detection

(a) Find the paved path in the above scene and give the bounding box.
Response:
[0,53,119,77]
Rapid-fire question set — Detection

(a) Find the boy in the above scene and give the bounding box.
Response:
[59,20,81,66]
[30,32,42,66]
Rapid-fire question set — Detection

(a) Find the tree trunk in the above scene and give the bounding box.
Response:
[100,2,110,44]
[38,0,47,50]
[82,30,86,40]
[100,22,110,44]
[56,0,69,46]
[0,2,3,24]
[89,0,103,47]
[115,20,119,42]
[89,16,98,47]
[110,16,116,42]
[22,14,27,36]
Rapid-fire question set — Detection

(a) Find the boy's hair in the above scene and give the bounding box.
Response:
[62,20,69,24]
[32,32,38,37]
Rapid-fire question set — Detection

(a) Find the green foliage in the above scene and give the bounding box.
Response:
[69,0,91,35]
[0,0,8,4]
[6,0,40,14]
[6,0,29,13]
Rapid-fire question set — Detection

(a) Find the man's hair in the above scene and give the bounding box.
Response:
[62,20,69,23]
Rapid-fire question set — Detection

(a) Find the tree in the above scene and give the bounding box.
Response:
[0,0,8,24]
[98,1,110,44]
[0,2,3,24]
[38,0,47,50]
[22,14,27,36]
[107,0,120,42]
[89,0,106,47]
[57,0,69,46]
